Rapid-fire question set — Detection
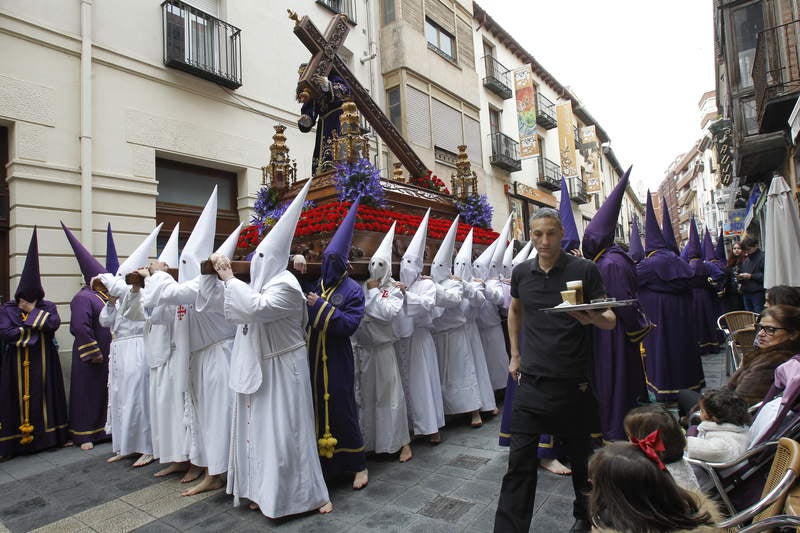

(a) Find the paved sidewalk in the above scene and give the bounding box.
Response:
[0,351,724,532]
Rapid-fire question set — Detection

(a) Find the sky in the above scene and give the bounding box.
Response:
[482,0,716,197]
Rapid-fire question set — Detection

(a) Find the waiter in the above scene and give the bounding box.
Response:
[494,208,616,533]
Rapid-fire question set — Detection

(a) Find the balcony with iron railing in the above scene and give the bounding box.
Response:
[316,0,356,23]
[753,19,800,132]
[489,132,521,172]
[482,55,512,99]
[568,176,589,204]
[536,93,558,130]
[162,0,242,89]
[537,157,561,191]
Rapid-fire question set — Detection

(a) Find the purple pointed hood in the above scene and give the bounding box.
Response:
[582,166,631,258]
[15,227,44,302]
[661,197,679,254]
[559,178,580,252]
[715,228,726,262]
[684,218,702,260]
[62,222,108,285]
[322,196,360,287]
[702,228,717,262]
[629,216,644,263]
[105,223,119,274]
[645,192,668,254]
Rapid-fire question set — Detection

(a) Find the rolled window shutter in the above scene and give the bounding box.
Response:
[432,98,462,153]
[407,86,431,148]
[185,0,218,16]
[464,116,481,164]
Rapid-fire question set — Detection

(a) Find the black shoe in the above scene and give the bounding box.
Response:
[569,518,591,533]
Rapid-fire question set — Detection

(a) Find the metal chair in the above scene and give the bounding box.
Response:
[736,514,800,532]
[718,311,758,374]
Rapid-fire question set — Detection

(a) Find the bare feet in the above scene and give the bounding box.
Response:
[490,407,500,416]
[181,473,224,496]
[429,432,442,445]
[180,464,203,484]
[63,441,74,448]
[80,442,94,451]
[540,458,572,476]
[352,469,368,490]
[107,453,134,463]
[249,502,259,511]
[154,462,189,478]
[319,501,333,514]
[470,411,483,428]
[133,454,155,467]
[399,444,413,463]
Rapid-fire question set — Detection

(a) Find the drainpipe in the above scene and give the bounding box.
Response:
[363,0,384,171]
[80,0,93,248]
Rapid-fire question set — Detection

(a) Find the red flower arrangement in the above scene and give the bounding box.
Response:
[410,170,451,195]
[237,224,261,250]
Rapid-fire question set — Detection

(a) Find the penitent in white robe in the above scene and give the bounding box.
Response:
[222,270,329,518]
[146,271,234,476]
[476,279,510,391]
[431,279,481,415]
[100,296,152,456]
[393,278,444,437]
[353,283,409,454]
[462,281,496,412]
[123,289,189,464]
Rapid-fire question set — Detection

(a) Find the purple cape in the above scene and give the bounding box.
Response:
[68,286,112,444]
[0,300,69,455]
[307,276,366,477]
[636,250,705,400]
[688,258,725,354]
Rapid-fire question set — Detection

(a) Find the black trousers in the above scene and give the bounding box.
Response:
[494,377,595,533]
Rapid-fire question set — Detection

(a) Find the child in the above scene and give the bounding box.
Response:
[624,404,701,492]
[686,388,750,463]
[588,441,720,533]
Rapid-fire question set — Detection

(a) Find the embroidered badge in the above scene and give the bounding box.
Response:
[381,290,389,298]
[330,293,344,306]
[176,305,187,320]
[242,324,248,336]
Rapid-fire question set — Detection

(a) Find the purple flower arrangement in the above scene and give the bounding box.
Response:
[334,159,385,208]
[455,194,493,229]
[250,185,314,233]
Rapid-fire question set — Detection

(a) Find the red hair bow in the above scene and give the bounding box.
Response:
[630,429,666,470]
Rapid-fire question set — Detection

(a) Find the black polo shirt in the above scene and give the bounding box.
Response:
[510,252,606,379]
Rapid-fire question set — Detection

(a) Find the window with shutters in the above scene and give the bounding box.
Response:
[425,18,455,61]
[407,86,432,148]
[489,108,501,134]
[387,87,402,130]
[432,98,462,153]
[464,116,482,164]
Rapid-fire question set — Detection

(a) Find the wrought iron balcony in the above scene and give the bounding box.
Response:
[536,93,558,130]
[753,19,800,132]
[316,0,356,23]
[162,0,242,89]
[482,55,512,99]
[537,157,561,191]
[489,132,521,172]
[568,176,589,204]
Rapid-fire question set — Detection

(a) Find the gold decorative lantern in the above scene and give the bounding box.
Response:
[392,162,405,183]
[451,145,478,199]
[262,124,297,191]
[332,100,370,163]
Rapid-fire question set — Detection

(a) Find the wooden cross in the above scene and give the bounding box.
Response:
[289,10,429,179]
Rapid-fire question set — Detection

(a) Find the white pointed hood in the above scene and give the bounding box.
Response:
[501,238,515,278]
[400,209,430,287]
[473,240,497,280]
[454,228,474,280]
[369,221,395,288]
[116,223,163,278]
[512,241,533,269]
[489,214,513,278]
[216,223,243,260]
[528,243,539,260]
[250,179,312,289]
[158,223,180,268]
[431,216,459,283]
[180,187,218,282]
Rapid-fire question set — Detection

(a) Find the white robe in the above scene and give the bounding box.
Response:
[476,279,510,390]
[123,289,189,464]
[353,283,409,454]
[431,279,481,415]
[393,278,444,436]
[147,271,234,475]
[463,281,496,412]
[221,271,329,518]
[100,296,152,456]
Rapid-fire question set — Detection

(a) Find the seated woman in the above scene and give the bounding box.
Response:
[686,388,750,463]
[625,404,701,492]
[588,441,720,533]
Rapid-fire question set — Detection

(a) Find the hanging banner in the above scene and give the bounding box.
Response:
[725,208,746,236]
[513,65,539,158]
[556,101,578,178]
[579,125,602,193]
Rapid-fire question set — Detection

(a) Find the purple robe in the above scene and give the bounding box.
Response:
[68,286,112,445]
[637,251,705,400]
[0,300,69,455]
[592,247,651,440]
[688,258,725,355]
[299,73,350,172]
[307,276,366,477]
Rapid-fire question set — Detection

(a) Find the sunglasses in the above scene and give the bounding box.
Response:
[754,324,789,336]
